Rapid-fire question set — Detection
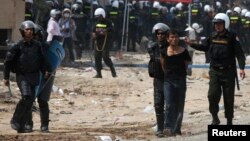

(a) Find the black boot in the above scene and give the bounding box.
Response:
[93,70,102,78]
[155,114,164,137]
[211,114,220,125]
[39,100,50,133]
[24,107,33,133]
[110,67,117,77]
[10,119,21,131]
[11,99,31,132]
[227,118,233,125]
[41,125,49,133]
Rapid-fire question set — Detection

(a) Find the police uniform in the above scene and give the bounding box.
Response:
[190,30,246,124]
[106,6,121,51]
[128,9,139,52]
[148,41,168,135]
[93,18,117,78]
[4,39,46,132]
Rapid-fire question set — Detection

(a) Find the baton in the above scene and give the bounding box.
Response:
[235,69,240,91]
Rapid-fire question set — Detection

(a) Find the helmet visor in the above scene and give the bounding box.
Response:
[212,19,224,23]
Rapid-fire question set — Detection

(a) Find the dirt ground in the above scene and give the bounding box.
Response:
[1,51,250,141]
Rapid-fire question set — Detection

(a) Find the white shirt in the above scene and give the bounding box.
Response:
[46,17,62,42]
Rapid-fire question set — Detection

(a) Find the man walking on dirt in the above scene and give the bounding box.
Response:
[148,23,169,137]
[92,8,117,78]
[3,20,46,133]
[185,13,246,125]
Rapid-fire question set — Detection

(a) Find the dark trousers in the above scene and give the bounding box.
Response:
[153,78,164,131]
[208,68,236,119]
[94,50,114,72]
[63,37,75,62]
[26,73,55,127]
[164,78,186,133]
[13,78,36,129]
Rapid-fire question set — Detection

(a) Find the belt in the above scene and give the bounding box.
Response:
[211,65,232,70]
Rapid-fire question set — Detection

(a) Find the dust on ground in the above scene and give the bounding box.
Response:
[1,51,250,141]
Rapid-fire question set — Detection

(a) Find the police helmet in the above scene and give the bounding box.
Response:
[25,0,33,4]
[94,8,106,18]
[213,13,230,29]
[192,23,200,30]
[19,20,35,36]
[153,1,160,9]
[50,9,61,18]
[161,6,168,14]
[245,11,250,18]
[112,0,119,8]
[46,0,55,8]
[119,0,124,5]
[152,23,170,34]
[71,3,82,14]
[92,0,99,6]
[34,24,45,41]
[226,9,232,16]
[215,1,221,8]
[233,7,241,14]
[204,5,211,12]
[170,7,177,14]
[76,0,83,5]
[175,2,183,11]
[241,9,248,16]
[63,2,71,9]
[109,0,114,5]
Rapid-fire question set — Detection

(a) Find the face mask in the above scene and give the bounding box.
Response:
[64,13,70,18]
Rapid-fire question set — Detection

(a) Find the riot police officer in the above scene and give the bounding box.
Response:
[185,13,246,125]
[92,8,117,78]
[25,0,35,21]
[148,23,169,137]
[25,24,53,133]
[3,21,46,133]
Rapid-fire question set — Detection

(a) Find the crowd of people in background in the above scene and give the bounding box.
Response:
[25,0,250,63]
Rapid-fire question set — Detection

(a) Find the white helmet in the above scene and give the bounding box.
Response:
[76,0,83,4]
[25,0,33,4]
[215,1,221,8]
[241,9,248,16]
[213,13,230,29]
[226,9,232,15]
[161,6,168,14]
[233,7,241,14]
[50,9,61,18]
[152,23,170,34]
[192,23,200,30]
[245,11,250,18]
[153,1,160,9]
[92,0,99,5]
[119,0,124,5]
[204,5,211,12]
[112,0,119,8]
[192,23,203,33]
[94,8,106,18]
[176,2,183,11]
[170,7,176,14]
